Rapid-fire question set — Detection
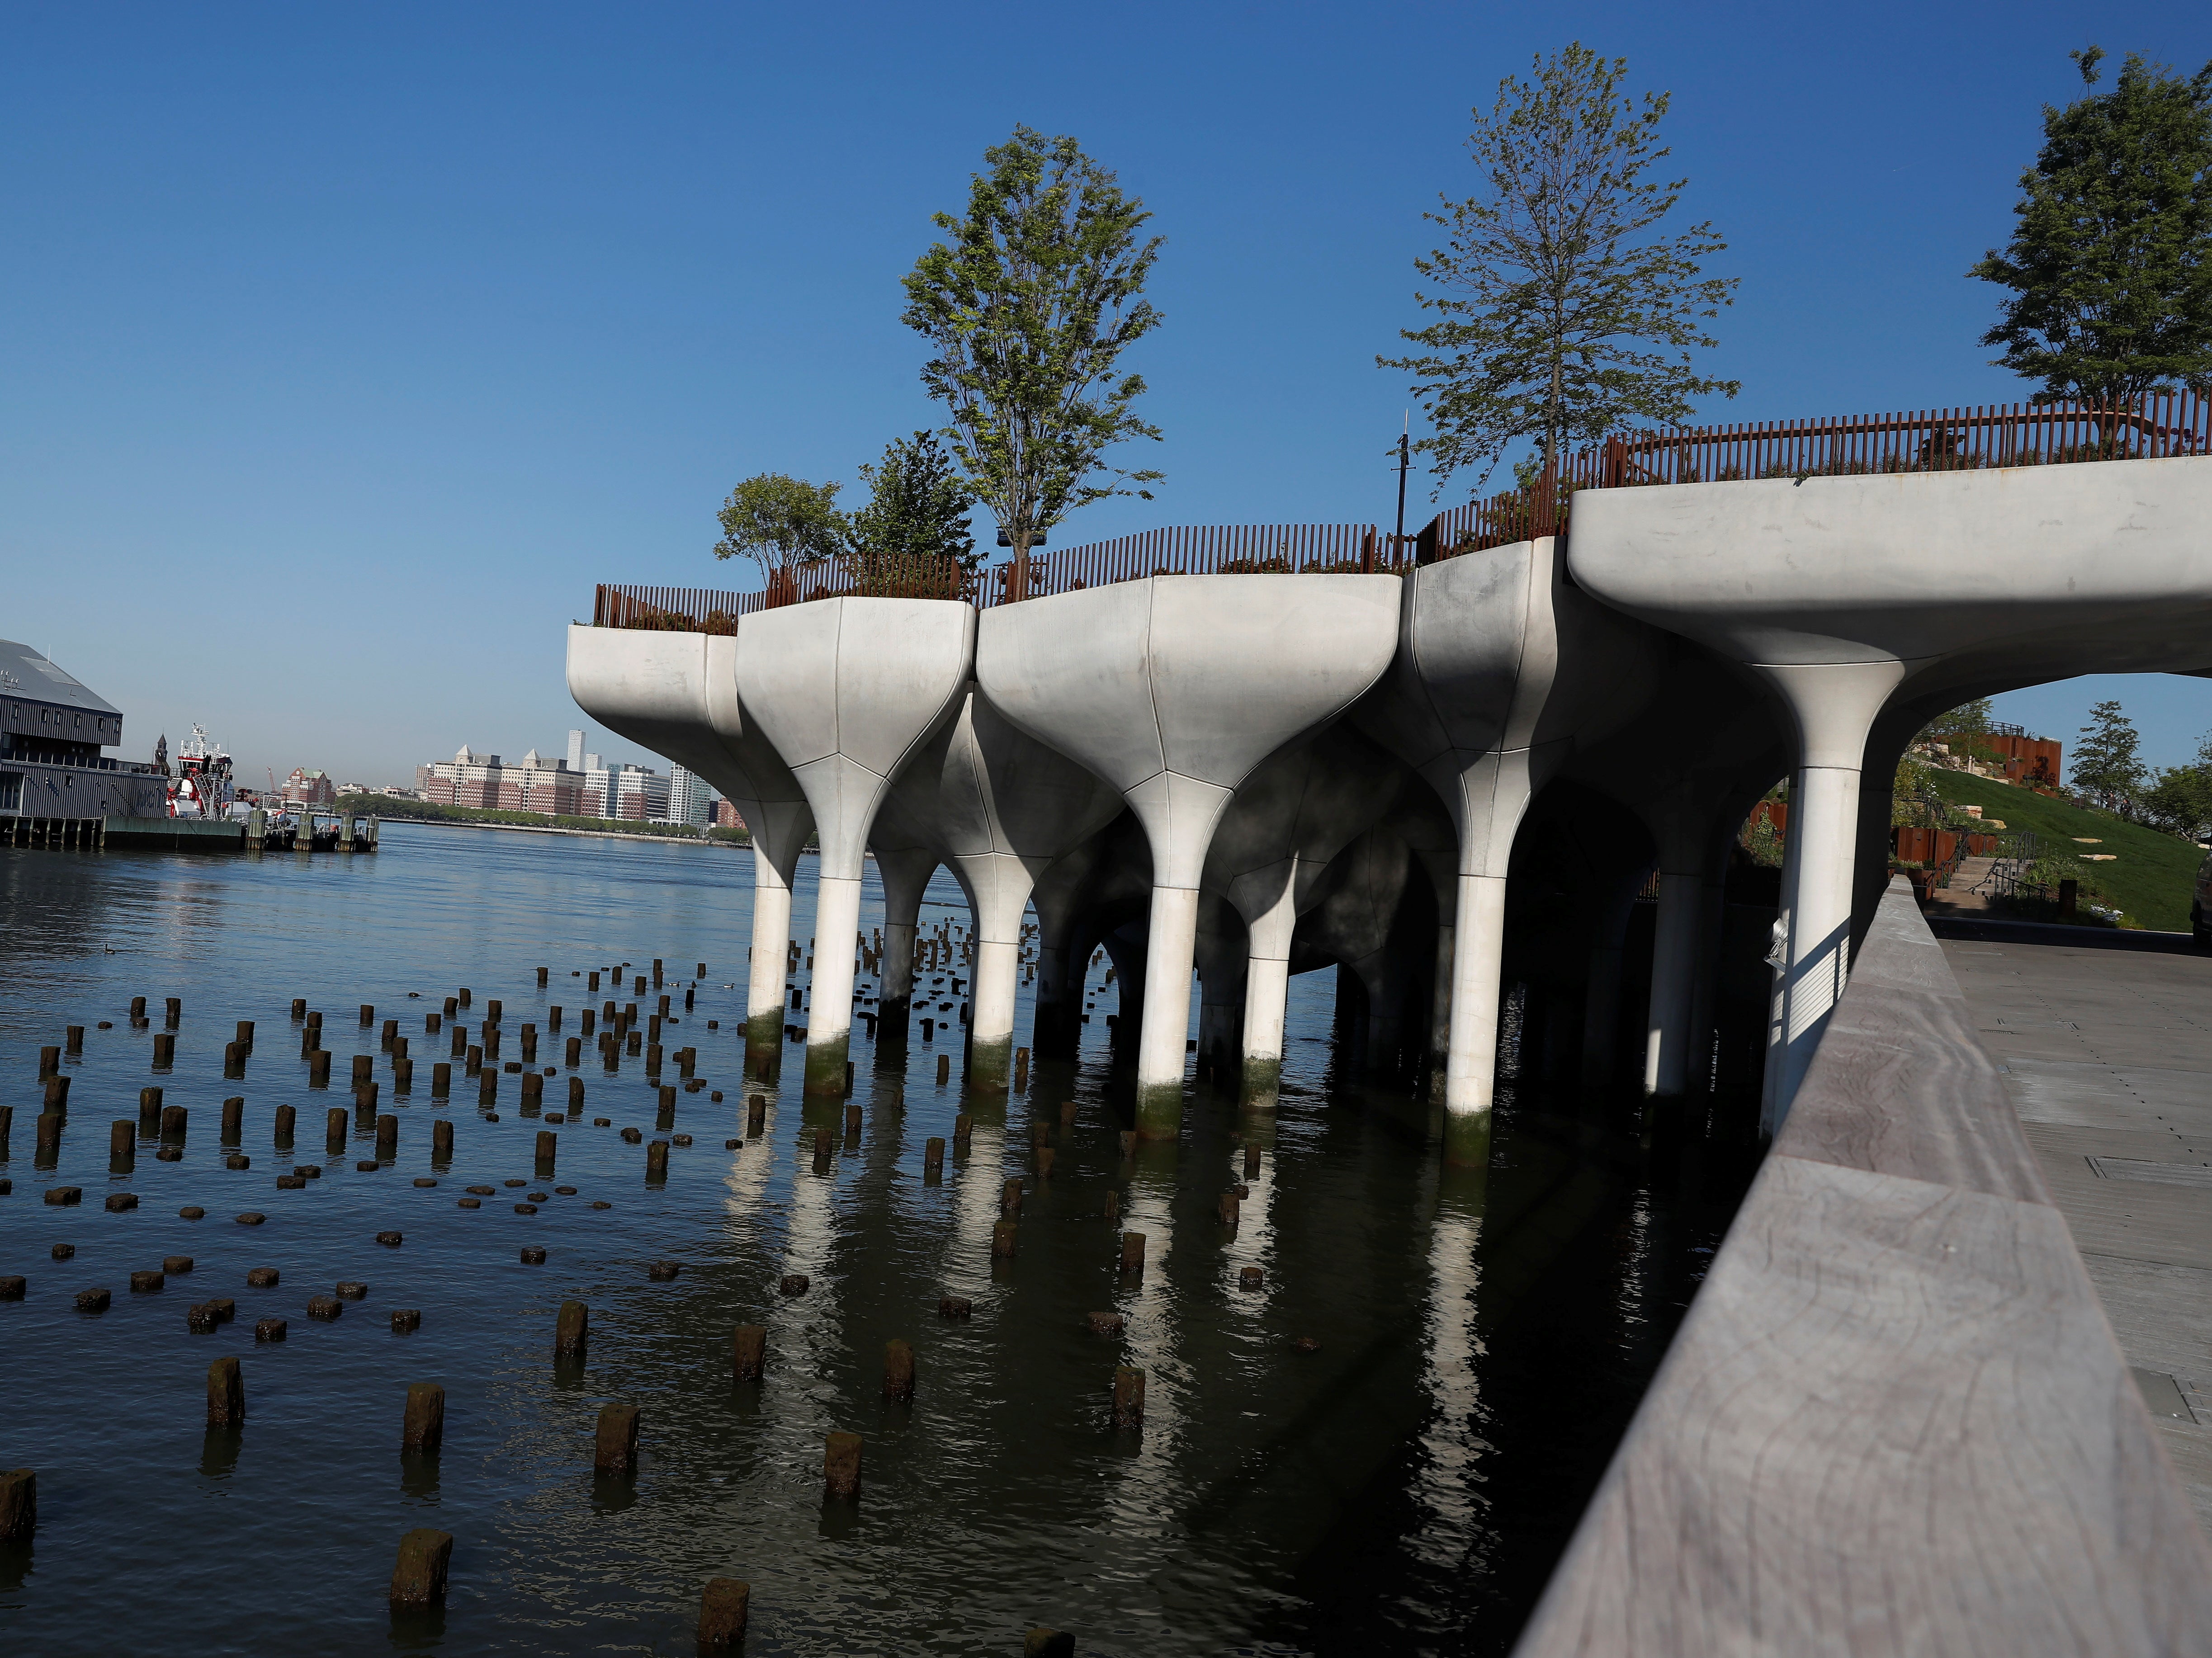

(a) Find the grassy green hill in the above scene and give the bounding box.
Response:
[1922,770,2203,933]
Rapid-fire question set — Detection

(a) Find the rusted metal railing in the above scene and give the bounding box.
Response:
[1593,391,2207,490]
[593,392,2212,629]
[974,523,1414,607]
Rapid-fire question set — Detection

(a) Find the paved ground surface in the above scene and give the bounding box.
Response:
[1934,916,2212,1535]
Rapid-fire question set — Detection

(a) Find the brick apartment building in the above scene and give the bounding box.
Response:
[280,767,337,806]
[415,746,585,815]
[412,744,678,820]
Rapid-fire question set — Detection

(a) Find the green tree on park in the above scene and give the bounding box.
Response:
[711,474,847,587]
[903,126,1164,599]
[1380,43,1739,491]
[1971,47,2212,408]
[2143,727,2212,841]
[2070,698,2148,810]
[848,431,979,580]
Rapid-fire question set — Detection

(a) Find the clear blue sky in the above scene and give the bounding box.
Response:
[4,2,2209,786]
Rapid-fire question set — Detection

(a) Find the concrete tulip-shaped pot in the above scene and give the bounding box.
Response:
[882,684,1125,1096]
[736,598,976,1094]
[1569,455,2212,1130]
[1200,722,1405,1104]
[1358,538,1659,1164]
[564,625,814,1069]
[979,575,1401,1138]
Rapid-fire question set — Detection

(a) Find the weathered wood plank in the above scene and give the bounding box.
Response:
[1512,879,2212,1656]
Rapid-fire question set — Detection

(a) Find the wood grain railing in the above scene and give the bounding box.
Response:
[1510,875,2212,1655]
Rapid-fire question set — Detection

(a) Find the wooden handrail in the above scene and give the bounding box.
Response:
[1511,875,2212,1655]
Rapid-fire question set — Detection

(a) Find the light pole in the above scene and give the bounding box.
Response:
[1394,414,1411,553]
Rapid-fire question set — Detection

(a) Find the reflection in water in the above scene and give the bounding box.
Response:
[0,827,1751,1656]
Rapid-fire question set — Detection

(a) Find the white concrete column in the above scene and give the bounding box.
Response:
[1644,869,1701,1096]
[1443,871,1509,1161]
[1436,742,1559,1159]
[869,840,938,1052]
[1134,884,1201,1131]
[746,876,794,1058]
[1240,953,1291,1096]
[736,597,976,1096]
[1755,659,1906,1135]
[1642,789,1707,1100]
[970,937,1022,1082]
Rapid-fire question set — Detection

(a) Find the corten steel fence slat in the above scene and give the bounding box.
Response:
[593,393,2210,628]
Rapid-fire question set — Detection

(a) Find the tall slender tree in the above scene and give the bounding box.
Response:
[903,127,1163,597]
[2070,698,2148,810]
[1381,43,1738,492]
[1971,47,2212,408]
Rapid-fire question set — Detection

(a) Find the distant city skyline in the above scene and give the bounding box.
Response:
[5,5,2209,779]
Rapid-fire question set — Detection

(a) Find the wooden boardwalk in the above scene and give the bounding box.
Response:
[1512,883,2212,1655]
[1937,915,2212,1531]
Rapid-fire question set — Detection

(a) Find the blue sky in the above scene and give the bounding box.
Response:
[4,1,2210,784]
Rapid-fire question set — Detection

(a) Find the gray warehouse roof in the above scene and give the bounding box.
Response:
[0,638,123,717]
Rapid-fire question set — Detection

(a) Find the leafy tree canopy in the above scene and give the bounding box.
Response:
[2070,697,2148,809]
[1381,42,1738,490]
[849,431,978,574]
[1971,46,2212,404]
[903,126,1163,586]
[712,473,847,586]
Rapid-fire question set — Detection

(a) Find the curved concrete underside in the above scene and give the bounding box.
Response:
[574,455,2212,1153]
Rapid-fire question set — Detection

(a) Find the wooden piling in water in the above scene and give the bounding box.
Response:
[554,1299,587,1360]
[954,1113,972,1154]
[594,1402,639,1474]
[992,1219,1018,1257]
[732,1324,766,1381]
[1119,1232,1146,1278]
[401,1382,444,1452]
[698,1578,750,1652]
[274,1104,295,1146]
[884,1339,915,1401]
[1112,1366,1145,1428]
[326,1106,347,1151]
[376,1114,398,1155]
[924,1137,944,1178]
[747,1095,766,1135]
[646,1140,669,1180]
[206,1356,245,1427]
[0,1469,32,1543]
[389,1528,453,1611]
[823,1431,862,1498]
[222,1096,244,1141]
[109,1120,132,1158]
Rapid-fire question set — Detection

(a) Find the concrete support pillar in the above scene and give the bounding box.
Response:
[737,598,976,1096]
[978,576,1400,1141]
[870,844,937,1056]
[1756,659,1906,1136]
[1643,790,1706,1099]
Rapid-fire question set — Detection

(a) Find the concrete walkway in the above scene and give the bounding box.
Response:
[1934,916,2212,1532]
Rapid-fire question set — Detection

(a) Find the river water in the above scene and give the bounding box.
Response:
[0,822,1753,1656]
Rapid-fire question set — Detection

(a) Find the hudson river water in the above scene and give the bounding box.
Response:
[0,822,1753,1656]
